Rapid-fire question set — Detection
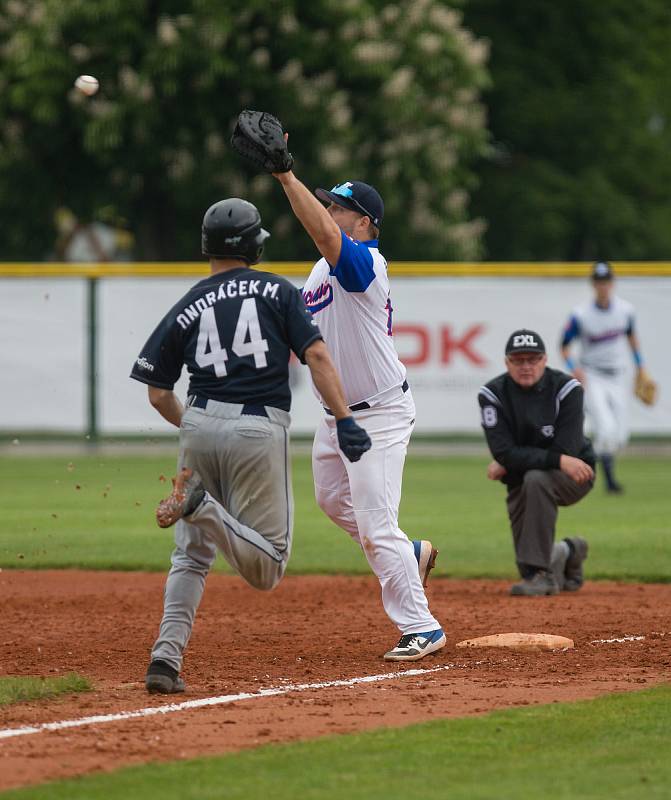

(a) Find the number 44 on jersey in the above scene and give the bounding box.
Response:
[195,298,269,377]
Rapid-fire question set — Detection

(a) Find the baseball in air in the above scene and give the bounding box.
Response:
[74,74,99,96]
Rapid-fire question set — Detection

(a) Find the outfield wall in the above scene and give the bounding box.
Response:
[0,265,668,435]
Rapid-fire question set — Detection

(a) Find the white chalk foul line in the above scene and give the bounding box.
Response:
[0,661,477,742]
[3,632,656,742]
[590,635,646,644]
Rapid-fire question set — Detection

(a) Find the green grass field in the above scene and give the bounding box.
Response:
[0,453,669,580]
[1,451,669,797]
[0,674,91,707]
[4,685,670,799]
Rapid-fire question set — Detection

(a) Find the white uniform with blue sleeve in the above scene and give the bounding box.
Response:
[302,230,440,636]
[562,296,635,455]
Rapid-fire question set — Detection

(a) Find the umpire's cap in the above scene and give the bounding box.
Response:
[315,181,384,228]
[202,198,270,264]
[591,261,614,281]
[505,329,546,355]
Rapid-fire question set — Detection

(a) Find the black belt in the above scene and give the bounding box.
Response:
[187,395,268,417]
[325,380,409,416]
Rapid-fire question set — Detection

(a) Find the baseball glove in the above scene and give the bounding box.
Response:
[635,368,658,406]
[230,110,294,173]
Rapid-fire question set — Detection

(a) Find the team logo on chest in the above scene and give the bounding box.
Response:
[541,425,554,438]
[302,280,333,313]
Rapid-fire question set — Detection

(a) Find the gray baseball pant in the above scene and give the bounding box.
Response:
[151,400,293,672]
[506,469,593,575]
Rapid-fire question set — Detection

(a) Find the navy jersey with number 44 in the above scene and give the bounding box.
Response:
[130,268,322,411]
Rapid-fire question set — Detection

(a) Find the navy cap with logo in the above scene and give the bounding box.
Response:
[315,181,384,227]
[591,261,614,281]
[505,329,546,355]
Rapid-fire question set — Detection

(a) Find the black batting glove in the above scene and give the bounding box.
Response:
[336,417,372,463]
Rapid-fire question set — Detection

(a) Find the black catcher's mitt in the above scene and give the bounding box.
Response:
[230,110,294,173]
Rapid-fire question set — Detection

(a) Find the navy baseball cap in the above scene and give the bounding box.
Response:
[592,261,614,280]
[315,181,384,227]
[505,329,546,355]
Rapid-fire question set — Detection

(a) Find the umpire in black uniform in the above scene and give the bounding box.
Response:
[131,198,371,693]
[478,329,594,597]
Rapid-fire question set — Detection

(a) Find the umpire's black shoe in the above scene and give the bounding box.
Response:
[563,537,589,591]
[606,481,624,495]
[156,467,205,528]
[510,570,559,597]
[145,660,186,694]
[550,541,570,591]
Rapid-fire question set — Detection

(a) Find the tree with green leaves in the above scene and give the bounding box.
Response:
[0,0,489,262]
[464,0,671,260]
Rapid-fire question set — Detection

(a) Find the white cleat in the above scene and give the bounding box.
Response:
[414,539,439,587]
[384,629,446,662]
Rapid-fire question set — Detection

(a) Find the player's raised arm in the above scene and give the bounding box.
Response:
[228,111,342,264]
[273,170,343,265]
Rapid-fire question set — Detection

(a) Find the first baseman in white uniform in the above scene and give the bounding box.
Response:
[273,164,445,662]
[560,261,646,494]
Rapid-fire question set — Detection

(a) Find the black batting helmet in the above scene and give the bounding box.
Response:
[201,198,270,264]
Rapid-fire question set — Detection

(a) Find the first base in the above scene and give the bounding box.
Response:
[456,632,574,652]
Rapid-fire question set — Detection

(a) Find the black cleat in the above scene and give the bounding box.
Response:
[145,660,185,694]
[563,537,589,591]
[510,570,559,597]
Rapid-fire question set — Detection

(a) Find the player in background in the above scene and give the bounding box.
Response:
[560,261,647,494]
[131,198,371,693]
[272,163,445,662]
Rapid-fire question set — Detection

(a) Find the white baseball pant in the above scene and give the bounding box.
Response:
[583,369,631,455]
[312,389,440,635]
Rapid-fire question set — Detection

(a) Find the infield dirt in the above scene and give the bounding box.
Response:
[1,571,670,791]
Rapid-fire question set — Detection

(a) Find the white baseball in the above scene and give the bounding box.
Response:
[74,75,99,96]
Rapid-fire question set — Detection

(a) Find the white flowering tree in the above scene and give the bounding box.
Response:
[0,0,489,260]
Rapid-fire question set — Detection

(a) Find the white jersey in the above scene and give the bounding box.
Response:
[563,296,635,372]
[302,231,406,407]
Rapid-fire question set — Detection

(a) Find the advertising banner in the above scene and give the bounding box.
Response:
[1,276,668,435]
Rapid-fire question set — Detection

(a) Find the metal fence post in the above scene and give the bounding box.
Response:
[86,276,99,441]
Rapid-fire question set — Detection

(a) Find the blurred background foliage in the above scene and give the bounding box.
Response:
[0,0,669,262]
[0,0,488,261]
[463,0,671,260]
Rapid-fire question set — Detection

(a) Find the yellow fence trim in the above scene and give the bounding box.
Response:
[1,262,671,278]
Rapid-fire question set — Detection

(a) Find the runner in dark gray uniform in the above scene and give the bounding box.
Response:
[131,198,370,693]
